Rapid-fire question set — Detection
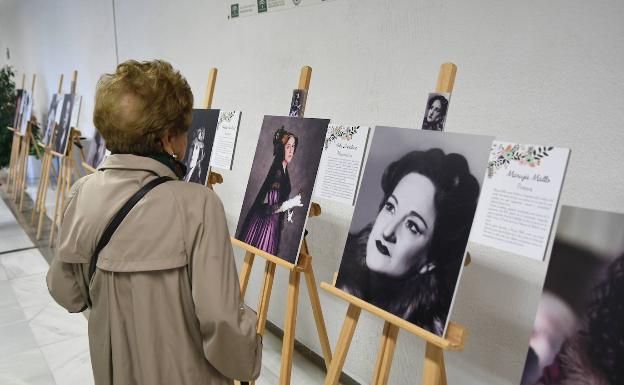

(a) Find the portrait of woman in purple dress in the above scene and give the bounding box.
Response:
[237,127,303,255]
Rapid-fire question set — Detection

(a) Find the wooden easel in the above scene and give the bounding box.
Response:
[48,71,80,246]
[321,63,467,385]
[31,74,64,224]
[6,74,26,194]
[234,66,332,385]
[13,74,40,210]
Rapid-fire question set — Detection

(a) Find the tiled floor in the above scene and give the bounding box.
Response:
[0,203,92,385]
[0,178,334,385]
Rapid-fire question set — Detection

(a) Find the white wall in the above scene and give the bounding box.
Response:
[2,0,624,384]
[0,0,117,138]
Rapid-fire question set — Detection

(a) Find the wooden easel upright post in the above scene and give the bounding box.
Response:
[49,71,79,246]
[203,68,224,188]
[321,63,465,385]
[32,74,64,223]
[234,66,332,385]
[6,74,26,194]
[13,74,38,208]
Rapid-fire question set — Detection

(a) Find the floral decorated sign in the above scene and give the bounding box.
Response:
[209,110,242,170]
[315,124,370,205]
[487,144,554,178]
[471,141,570,261]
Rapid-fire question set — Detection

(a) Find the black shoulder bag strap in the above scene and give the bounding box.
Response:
[86,176,172,306]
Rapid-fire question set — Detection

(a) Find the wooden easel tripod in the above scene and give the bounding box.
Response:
[48,71,81,246]
[6,73,27,194]
[321,63,470,385]
[7,74,40,211]
[31,74,64,227]
[234,66,332,385]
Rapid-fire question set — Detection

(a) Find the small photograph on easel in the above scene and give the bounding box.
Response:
[421,92,450,131]
[520,206,624,385]
[86,131,108,169]
[18,90,33,135]
[335,127,493,336]
[11,89,23,129]
[235,115,330,264]
[181,109,219,185]
[288,89,307,118]
[53,94,79,155]
[42,94,61,145]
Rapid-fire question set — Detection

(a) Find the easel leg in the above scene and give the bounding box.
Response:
[440,352,447,385]
[303,259,332,368]
[422,342,446,385]
[239,251,255,297]
[31,151,48,223]
[7,135,18,192]
[249,260,276,385]
[255,261,276,336]
[49,156,66,246]
[371,322,399,385]
[8,135,19,193]
[12,141,24,200]
[18,140,30,211]
[323,304,361,385]
[279,269,301,385]
[36,154,52,240]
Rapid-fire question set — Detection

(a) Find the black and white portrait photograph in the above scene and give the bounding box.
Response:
[18,90,32,135]
[520,206,624,385]
[288,89,307,118]
[335,127,493,336]
[86,130,108,169]
[42,94,60,145]
[421,92,450,131]
[12,89,23,129]
[181,109,219,185]
[235,115,329,264]
[53,94,77,155]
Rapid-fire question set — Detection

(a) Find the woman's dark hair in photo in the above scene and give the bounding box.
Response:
[380,148,480,280]
[337,148,480,334]
[273,126,298,162]
[586,253,624,384]
[426,94,449,118]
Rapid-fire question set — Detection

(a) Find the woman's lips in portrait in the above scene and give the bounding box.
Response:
[375,240,390,257]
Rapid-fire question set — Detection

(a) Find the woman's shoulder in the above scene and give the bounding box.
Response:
[164,180,223,210]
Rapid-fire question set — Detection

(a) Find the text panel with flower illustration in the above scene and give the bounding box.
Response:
[235,115,329,264]
[314,124,370,205]
[335,127,493,336]
[209,110,242,170]
[470,141,570,261]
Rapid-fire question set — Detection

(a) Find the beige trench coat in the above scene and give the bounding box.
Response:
[47,154,262,385]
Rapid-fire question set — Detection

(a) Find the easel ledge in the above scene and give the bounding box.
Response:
[321,283,467,351]
[231,237,307,271]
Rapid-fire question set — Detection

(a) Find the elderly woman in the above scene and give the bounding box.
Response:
[46,60,261,385]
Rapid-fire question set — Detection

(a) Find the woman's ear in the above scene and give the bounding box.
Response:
[160,131,174,155]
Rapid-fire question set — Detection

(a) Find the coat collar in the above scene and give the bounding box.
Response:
[98,154,180,180]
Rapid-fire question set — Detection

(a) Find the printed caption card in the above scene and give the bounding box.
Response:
[209,110,242,170]
[470,141,570,260]
[314,125,370,205]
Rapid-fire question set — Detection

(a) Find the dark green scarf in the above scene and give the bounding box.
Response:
[147,153,187,180]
